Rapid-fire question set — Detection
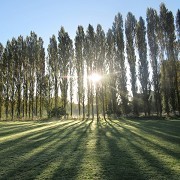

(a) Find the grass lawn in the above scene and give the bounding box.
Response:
[0,118,179,179]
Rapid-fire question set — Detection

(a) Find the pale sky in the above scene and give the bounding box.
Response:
[0,0,179,49]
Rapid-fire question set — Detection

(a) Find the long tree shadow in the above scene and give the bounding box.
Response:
[0,122,47,137]
[104,119,180,179]
[49,119,94,179]
[112,120,180,159]
[95,119,146,180]
[1,119,179,179]
[0,120,88,179]
[122,118,180,139]
[0,121,81,155]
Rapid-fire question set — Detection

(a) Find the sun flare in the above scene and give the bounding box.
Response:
[88,73,102,83]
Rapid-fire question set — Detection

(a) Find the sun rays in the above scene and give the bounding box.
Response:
[88,73,102,83]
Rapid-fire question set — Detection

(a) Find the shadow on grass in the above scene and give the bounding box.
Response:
[0,119,94,179]
[95,120,146,180]
[97,119,180,179]
[0,118,179,179]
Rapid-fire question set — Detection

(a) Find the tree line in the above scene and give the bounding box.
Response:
[0,3,179,120]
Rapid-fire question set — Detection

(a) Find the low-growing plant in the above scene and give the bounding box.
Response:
[48,107,67,118]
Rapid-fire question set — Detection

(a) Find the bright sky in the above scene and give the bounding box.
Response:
[0,0,179,49]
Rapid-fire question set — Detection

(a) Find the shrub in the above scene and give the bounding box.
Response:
[48,107,66,118]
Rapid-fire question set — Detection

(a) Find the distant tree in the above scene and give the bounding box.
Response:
[27,32,38,118]
[69,47,75,117]
[147,8,162,116]
[10,38,19,120]
[16,36,24,119]
[75,26,85,118]
[176,9,180,40]
[113,13,128,115]
[125,12,138,115]
[95,24,106,120]
[176,10,180,113]
[3,41,11,119]
[58,27,73,115]
[158,4,179,114]
[106,28,116,114]
[166,11,178,113]
[157,4,169,114]
[136,17,151,116]
[84,24,95,119]
[45,57,53,117]
[22,37,28,118]
[48,35,58,115]
[0,43,3,120]
[36,37,45,117]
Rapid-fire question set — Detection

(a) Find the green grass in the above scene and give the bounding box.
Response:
[0,118,179,180]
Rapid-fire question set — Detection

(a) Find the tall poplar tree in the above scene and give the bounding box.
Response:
[113,13,128,115]
[48,35,58,113]
[3,41,11,119]
[166,11,178,113]
[159,3,179,114]
[84,24,95,119]
[95,24,106,119]
[0,43,3,120]
[58,26,73,115]
[125,12,138,115]
[22,37,28,118]
[106,28,116,114]
[69,47,75,117]
[75,26,85,118]
[176,9,180,40]
[26,32,38,118]
[16,36,24,118]
[136,17,151,116]
[158,4,169,114]
[176,10,180,113]
[147,8,162,116]
[36,37,45,117]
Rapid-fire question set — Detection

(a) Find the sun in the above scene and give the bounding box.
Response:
[88,73,102,83]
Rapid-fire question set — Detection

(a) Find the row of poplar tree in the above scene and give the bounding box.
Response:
[0,3,179,120]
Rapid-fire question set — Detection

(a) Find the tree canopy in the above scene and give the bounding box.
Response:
[0,3,179,120]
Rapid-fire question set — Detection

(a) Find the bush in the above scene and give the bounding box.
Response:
[48,107,67,118]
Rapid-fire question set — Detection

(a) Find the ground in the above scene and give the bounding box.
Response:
[0,118,179,179]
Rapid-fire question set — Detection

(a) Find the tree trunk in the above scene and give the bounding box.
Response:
[102,85,106,120]
[77,72,81,117]
[32,79,34,119]
[87,68,90,119]
[70,96,73,117]
[82,94,85,120]
[0,97,2,120]
[17,84,21,119]
[5,86,9,120]
[96,85,99,121]
[91,82,94,119]
[35,91,38,117]
[40,86,42,118]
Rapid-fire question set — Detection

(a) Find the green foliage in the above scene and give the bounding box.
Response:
[136,17,151,116]
[48,106,67,118]
[113,13,129,115]
[58,27,73,113]
[125,12,138,115]
[147,8,162,116]
[176,9,180,39]
[0,3,179,119]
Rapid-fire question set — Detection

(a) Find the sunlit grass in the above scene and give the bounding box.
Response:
[0,118,179,179]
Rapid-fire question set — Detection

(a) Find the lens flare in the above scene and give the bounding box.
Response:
[88,73,102,83]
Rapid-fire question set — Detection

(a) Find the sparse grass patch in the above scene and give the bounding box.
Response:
[0,118,179,179]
